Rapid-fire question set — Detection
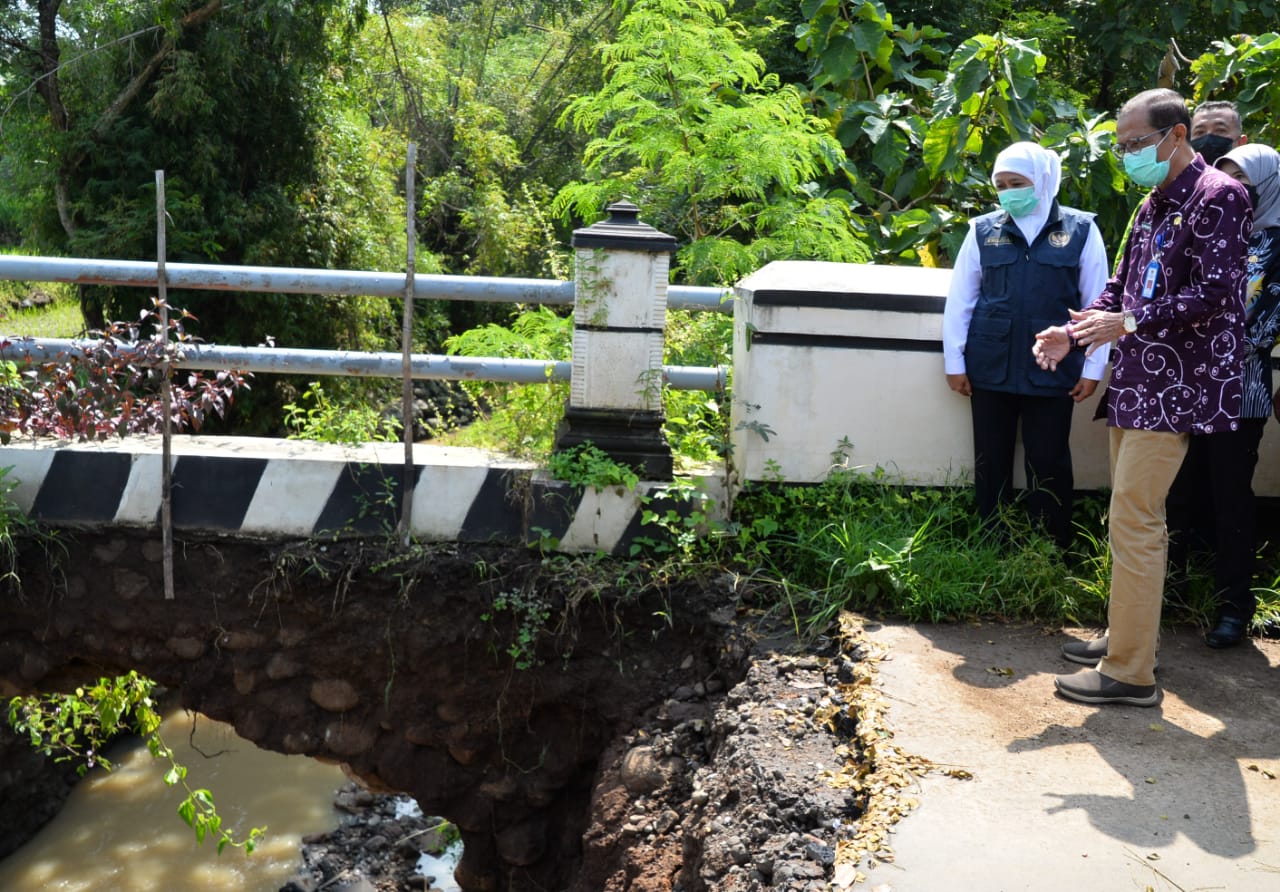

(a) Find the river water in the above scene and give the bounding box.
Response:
[0,709,348,891]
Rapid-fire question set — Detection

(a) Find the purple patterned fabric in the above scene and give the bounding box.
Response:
[1091,156,1252,433]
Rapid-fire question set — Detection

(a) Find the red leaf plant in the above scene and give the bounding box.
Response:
[0,299,250,443]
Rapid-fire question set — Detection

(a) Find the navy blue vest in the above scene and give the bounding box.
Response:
[966,203,1093,396]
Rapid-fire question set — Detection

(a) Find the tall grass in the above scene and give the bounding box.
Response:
[0,249,82,338]
[724,466,1277,634]
[4,299,85,338]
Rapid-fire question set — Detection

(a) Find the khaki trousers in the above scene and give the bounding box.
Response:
[1097,426,1189,687]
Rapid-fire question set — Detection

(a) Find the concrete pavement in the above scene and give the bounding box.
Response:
[860,621,1280,892]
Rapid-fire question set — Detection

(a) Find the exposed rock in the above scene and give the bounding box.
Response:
[310,679,361,713]
[167,636,207,660]
[620,745,685,794]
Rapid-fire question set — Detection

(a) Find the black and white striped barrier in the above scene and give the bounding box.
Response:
[0,436,725,555]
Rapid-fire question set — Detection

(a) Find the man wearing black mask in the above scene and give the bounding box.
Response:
[1166,97,1254,649]
[1190,100,1246,164]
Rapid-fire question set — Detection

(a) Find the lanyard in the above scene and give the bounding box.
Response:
[1141,213,1183,300]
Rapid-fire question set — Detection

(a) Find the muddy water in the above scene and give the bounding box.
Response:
[0,709,348,891]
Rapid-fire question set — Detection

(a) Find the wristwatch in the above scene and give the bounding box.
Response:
[1122,310,1138,334]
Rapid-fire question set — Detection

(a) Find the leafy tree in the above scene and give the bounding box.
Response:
[555,0,870,286]
[720,0,816,87]
[0,1,411,431]
[1191,31,1280,148]
[0,5,397,330]
[796,1,1132,262]
[1049,0,1280,112]
[351,3,612,334]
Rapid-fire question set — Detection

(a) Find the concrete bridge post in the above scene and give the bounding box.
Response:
[554,201,677,479]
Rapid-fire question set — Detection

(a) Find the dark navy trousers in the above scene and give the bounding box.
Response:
[970,388,1076,548]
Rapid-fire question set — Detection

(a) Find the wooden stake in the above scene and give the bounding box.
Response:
[399,143,418,547]
[157,170,174,599]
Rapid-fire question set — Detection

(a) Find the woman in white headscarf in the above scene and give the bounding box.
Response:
[1166,143,1280,648]
[942,141,1111,548]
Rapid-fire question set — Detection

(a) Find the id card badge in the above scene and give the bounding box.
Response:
[1141,259,1159,300]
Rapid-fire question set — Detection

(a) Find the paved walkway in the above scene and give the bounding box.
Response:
[861,622,1280,892]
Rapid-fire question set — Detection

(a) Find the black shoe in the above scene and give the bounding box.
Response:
[1061,636,1108,666]
[1054,669,1160,707]
[1061,635,1159,671]
[1205,616,1248,649]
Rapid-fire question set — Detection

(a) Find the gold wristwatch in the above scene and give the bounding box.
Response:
[1122,310,1137,334]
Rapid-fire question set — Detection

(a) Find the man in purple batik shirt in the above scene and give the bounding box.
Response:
[1033,87,1252,707]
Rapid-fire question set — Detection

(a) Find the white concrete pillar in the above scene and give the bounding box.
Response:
[554,202,677,479]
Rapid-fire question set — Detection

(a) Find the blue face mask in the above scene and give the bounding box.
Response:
[997,186,1039,218]
[1123,129,1173,188]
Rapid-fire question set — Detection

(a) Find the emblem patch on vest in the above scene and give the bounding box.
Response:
[1048,231,1071,248]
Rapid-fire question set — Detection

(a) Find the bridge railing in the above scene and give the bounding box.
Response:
[0,238,728,391]
[0,201,724,479]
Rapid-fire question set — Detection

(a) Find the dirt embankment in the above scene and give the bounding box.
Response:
[285,613,930,892]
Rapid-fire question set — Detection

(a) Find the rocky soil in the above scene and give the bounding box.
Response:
[282,612,933,892]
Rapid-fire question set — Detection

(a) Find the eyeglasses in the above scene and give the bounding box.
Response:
[1110,127,1172,159]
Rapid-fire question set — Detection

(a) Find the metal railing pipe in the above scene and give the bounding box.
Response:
[663,364,729,392]
[0,338,568,385]
[0,255,732,312]
[0,338,728,391]
[668,284,733,312]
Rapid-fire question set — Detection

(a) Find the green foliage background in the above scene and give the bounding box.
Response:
[4,1,1278,310]
[2,0,1280,438]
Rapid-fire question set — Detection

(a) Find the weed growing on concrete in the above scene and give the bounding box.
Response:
[632,477,716,561]
[547,442,640,492]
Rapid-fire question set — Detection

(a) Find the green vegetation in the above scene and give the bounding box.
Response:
[3,298,85,339]
[6,672,264,854]
[0,249,82,338]
[479,588,554,670]
[283,380,401,445]
[728,470,1108,629]
[547,443,641,491]
[554,0,870,285]
[441,305,571,458]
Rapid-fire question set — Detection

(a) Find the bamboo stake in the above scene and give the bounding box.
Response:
[157,170,174,599]
[399,143,418,547]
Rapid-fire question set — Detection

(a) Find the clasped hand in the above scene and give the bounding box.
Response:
[1032,308,1124,371]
